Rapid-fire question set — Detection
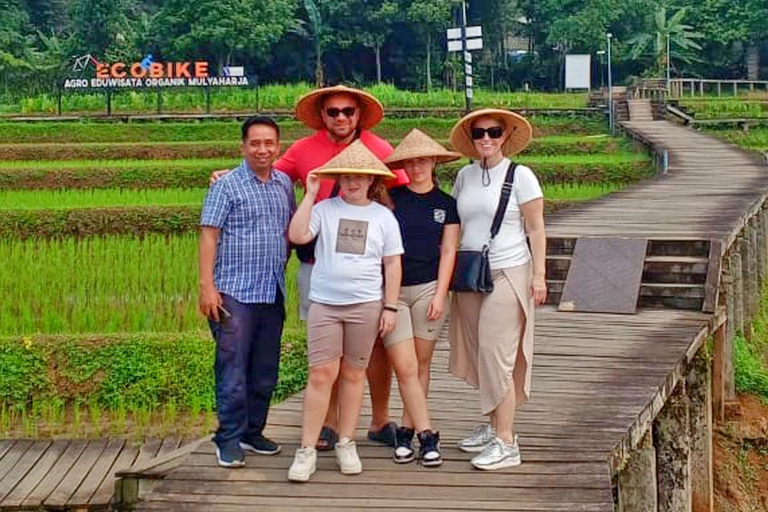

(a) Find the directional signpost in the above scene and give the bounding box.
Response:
[446,2,482,112]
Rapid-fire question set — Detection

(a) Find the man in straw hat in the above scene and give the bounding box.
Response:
[286,140,409,481]
[210,85,408,450]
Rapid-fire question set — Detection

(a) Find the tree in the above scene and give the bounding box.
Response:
[628,7,703,77]
[407,0,453,90]
[155,0,297,73]
[350,0,401,83]
[68,0,129,56]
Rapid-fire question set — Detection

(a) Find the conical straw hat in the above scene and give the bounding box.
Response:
[295,85,384,131]
[383,128,462,169]
[313,139,396,179]
[449,108,533,159]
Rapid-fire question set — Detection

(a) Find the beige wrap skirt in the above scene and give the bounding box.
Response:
[448,263,534,415]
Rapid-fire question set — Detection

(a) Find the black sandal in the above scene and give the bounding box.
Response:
[316,426,338,452]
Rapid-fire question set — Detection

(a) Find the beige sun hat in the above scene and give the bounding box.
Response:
[383,128,461,169]
[295,85,384,131]
[312,139,397,179]
[449,108,533,159]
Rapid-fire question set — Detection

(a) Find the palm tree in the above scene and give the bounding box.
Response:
[628,7,703,77]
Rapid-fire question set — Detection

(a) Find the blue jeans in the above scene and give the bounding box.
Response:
[209,293,284,448]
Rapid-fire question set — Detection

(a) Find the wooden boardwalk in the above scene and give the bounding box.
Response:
[120,120,768,512]
[0,438,188,510]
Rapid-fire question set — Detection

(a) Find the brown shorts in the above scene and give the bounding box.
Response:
[307,300,382,369]
[383,280,447,347]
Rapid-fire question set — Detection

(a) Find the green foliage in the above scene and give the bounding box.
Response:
[712,127,768,151]
[680,100,768,120]
[734,334,768,400]
[0,330,308,413]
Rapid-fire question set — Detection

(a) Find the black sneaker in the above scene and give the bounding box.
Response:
[367,421,398,447]
[393,426,416,464]
[240,434,282,456]
[216,442,245,468]
[418,430,443,467]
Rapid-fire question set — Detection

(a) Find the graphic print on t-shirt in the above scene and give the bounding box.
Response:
[336,219,369,255]
[433,208,446,224]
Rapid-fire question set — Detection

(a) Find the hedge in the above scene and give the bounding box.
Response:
[0,330,307,413]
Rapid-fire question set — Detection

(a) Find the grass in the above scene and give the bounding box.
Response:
[0,234,301,335]
[0,188,207,209]
[734,286,768,401]
[678,99,768,120]
[708,127,768,152]
[5,84,590,115]
[0,117,607,144]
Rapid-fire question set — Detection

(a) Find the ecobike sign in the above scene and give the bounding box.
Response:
[63,54,249,89]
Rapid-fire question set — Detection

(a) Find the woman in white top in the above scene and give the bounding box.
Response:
[447,109,547,471]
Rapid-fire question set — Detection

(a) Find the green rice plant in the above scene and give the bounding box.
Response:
[0,234,302,335]
[0,188,207,210]
[679,99,768,120]
[89,398,103,436]
[709,127,768,152]
[542,182,624,201]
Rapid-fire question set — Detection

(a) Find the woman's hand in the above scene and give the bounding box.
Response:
[427,294,446,321]
[379,309,396,337]
[531,275,547,306]
[209,169,230,186]
[305,171,321,198]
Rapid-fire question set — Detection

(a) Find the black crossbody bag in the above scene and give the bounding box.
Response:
[450,162,517,294]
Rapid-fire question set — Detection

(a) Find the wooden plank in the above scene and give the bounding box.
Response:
[0,441,14,464]
[156,438,182,458]
[20,439,87,509]
[43,438,107,508]
[131,438,163,469]
[89,442,140,507]
[703,238,724,313]
[0,441,32,483]
[0,440,68,508]
[66,438,125,507]
[0,441,50,504]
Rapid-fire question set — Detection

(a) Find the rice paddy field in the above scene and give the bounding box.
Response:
[2,83,589,115]
[0,111,657,438]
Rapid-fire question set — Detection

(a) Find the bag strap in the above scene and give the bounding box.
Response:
[489,162,518,241]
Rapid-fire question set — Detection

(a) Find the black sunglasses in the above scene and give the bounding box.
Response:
[325,107,357,118]
[470,126,505,140]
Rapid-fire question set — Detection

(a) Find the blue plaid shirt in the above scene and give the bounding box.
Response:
[201,161,295,304]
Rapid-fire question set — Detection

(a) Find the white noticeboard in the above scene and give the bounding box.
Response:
[565,54,591,90]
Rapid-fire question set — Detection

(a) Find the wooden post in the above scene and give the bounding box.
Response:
[749,217,760,314]
[722,252,736,400]
[756,213,766,290]
[717,82,721,97]
[691,81,695,97]
[740,232,754,338]
[687,349,713,512]
[711,322,727,423]
[732,239,745,336]
[654,381,691,512]
[699,81,704,97]
[618,430,658,512]
[733,82,738,96]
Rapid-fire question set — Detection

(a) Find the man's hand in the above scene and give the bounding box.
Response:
[209,169,230,186]
[199,284,223,321]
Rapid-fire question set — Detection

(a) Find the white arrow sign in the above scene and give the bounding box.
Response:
[448,38,483,52]
[446,26,482,40]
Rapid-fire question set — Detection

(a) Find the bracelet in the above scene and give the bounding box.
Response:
[383,304,398,312]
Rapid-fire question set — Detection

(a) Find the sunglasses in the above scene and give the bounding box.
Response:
[470,126,504,140]
[325,107,357,118]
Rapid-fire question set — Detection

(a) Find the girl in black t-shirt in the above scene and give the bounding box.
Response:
[379,129,462,464]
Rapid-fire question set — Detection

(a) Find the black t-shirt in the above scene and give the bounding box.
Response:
[390,186,460,286]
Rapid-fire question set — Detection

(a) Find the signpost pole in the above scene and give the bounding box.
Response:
[607,32,613,135]
[461,1,472,113]
[106,88,112,117]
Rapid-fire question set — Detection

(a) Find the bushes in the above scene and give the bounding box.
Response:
[0,330,307,413]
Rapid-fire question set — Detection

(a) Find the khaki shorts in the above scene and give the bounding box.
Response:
[384,280,447,347]
[307,300,382,369]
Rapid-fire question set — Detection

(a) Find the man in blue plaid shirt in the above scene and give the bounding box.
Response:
[199,116,295,468]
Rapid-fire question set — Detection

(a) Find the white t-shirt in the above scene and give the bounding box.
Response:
[309,197,404,305]
[453,158,543,270]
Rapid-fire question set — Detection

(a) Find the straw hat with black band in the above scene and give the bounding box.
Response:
[312,139,396,180]
[448,108,533,160]
[295,85,384,131]
[383,128,461,169]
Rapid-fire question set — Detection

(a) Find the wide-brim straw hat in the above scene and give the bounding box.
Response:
[312,139,397,179]
[449,108,533,159]
[295,85,384,131]
[383,128,461,169]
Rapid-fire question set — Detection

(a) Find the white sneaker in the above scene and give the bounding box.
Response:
[287,446,317,482]
[470,436,521,471]
[335,437,362,475]
[457,423,496,453]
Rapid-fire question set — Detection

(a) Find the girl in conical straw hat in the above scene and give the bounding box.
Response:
[286,140,441,482]
[370,128,461,464]
[447,108,547,471]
